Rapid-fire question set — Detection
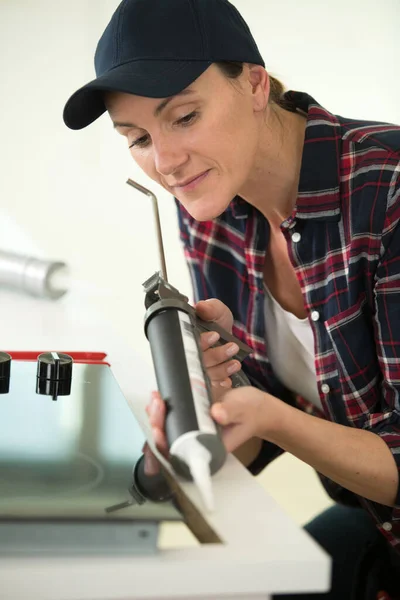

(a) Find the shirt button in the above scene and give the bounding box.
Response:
[382,522,393,532]
[291,232,301,243]
[321,383,330,394]
[311,310,320,322]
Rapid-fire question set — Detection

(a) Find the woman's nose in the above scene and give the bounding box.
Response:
[153,137,189,177]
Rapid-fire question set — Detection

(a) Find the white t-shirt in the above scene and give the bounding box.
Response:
[263,284,322,410]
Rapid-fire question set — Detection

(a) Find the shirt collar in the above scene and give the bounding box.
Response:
[229,195,249,219]
[229,91,342,222]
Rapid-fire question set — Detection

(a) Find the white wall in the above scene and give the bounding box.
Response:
[1,0,399,348]
[1,0,399,528]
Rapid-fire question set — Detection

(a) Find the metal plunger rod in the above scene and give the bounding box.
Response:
[126,178,168,282]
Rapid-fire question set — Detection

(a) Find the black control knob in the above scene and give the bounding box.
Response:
[0,352,11,394]
[36,352,73,400]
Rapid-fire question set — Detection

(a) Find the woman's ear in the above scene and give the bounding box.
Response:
[247,64,270,113]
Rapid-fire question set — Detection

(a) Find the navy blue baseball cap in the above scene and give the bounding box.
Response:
[63,0,265,130]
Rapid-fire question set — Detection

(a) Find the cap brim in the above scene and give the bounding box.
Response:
[63,59,212,130]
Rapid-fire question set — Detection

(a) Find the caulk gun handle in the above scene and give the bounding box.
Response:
[193,313,252,387]
[230,369,251,388]
[194,314,252,363]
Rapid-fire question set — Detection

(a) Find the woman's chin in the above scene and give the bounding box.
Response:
[181,196,232,222]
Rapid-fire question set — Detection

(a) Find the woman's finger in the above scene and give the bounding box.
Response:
[199,330,220,351]
[202,342,240,369]
[211,377,233,389]
[195,299,234,333]
[143,441,161,476]
[148,390,166,429]
[152,426,169,458]
[142,423,170,476]
[207,360,241,382]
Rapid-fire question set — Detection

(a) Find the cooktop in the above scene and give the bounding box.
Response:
[0,351,179,524]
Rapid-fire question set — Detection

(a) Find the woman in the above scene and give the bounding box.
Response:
[63,0,400,597]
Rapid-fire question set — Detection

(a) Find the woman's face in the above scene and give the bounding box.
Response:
[106,64,266,221]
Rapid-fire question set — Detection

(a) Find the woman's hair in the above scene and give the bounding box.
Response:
[215,61,294,112]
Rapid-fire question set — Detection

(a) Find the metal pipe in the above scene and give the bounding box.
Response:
[126,179,168,282]
[0,250,67,300]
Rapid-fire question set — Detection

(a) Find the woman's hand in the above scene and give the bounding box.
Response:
[196,298,243,397]
[143,298,244,474]
[143,390,169,476]
[143,385,278,475]
[210,386,279,454]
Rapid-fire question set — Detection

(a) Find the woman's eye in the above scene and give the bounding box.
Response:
[127,112,198,148]
[129,134,149,149]
[176,111,198,126]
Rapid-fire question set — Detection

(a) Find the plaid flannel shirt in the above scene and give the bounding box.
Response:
[175,91,400,551]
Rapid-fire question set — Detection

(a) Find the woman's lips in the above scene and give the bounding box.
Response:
[174,169,211,192]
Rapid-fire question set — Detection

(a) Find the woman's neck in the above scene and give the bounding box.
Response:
[238,105,307,227]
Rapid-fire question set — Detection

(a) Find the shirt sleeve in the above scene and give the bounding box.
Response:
[246,440,285,475]
[370,171,400,521]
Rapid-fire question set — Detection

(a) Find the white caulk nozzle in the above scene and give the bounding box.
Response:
[170,435,215,513]
[188,449,215,513]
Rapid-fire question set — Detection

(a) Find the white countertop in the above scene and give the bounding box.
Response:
[0,288,331,599]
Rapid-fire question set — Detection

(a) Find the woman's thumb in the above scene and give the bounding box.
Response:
[211,393,241,425]
[195,298,233,332]
[211,401,230,425]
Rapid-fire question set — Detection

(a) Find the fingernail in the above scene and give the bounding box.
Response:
[207,332,220,345]
[227,361,240,375]
[226,343,239,357]
[220,379,231,387]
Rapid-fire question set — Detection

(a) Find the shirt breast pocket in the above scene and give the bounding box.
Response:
[324,293,381,425]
